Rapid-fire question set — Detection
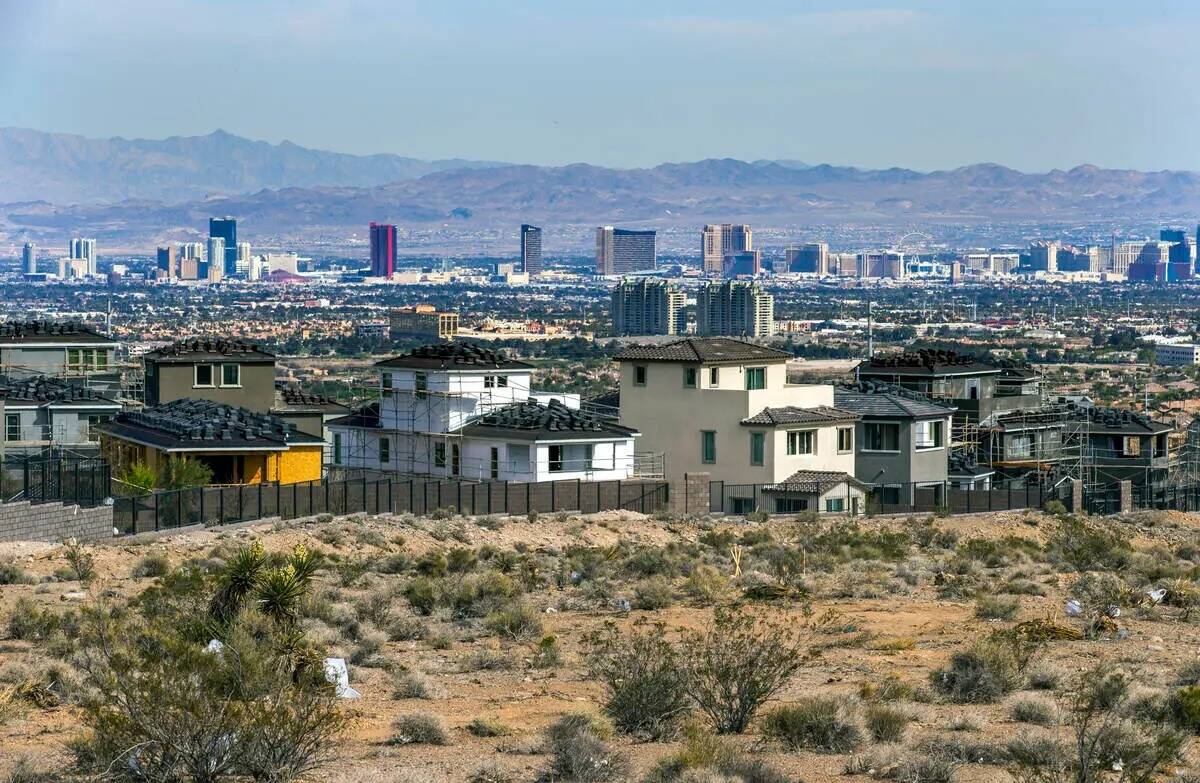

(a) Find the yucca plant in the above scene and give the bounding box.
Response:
[209,541,267,624]
[256,565,308,626]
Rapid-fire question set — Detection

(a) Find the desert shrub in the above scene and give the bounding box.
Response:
[0,561,34,585]
[483,600,544,641]
[584,620,689,740]
[467,716,513,737]
[446,571,520,618]
[447,547,478,573]
[468,762,513,783]
[402,577,437,615]
[462,648,516,671]
[866,703,913,742]
[920,736,1008,764]
[895,754,958,783]
[132,553,171,579]
[543,713,628,783]
[62,539,96,583]
[684,565,728,603]
[1042,500,1068,517]
[1175,660,1200,686]
[1067,571,1133,611]
[415,550,448,577]
[390,713,449,745]
[393,671,437,699]
[1010,696,1057,725]
[647,724,788,783]
[931,638,1022,704]
[374,552,412,574]
[1045,517,1131,572]
[678,607,804,734]
[860,674,915,703]
[1167,685,1200,732]
[531,634,563,669]
[635,577,675,610]
[761,698,863,752]
[1026,665,1062,691]
[975,595,1020,620]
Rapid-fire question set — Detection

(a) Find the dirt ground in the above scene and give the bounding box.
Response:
[2,508,1200,782]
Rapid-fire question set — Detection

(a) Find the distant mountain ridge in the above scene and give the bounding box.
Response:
[0,127,505,203]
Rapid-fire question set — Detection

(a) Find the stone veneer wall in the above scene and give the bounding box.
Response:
[0,501,113,544]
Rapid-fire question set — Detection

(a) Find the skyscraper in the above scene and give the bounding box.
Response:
[723,250,761,277]
[595,227,656,275]
[156,245,179,279]
[369,222,397,278]
[610,278,686,336]
[209,217,238,276]
[207,237,226,282]
[69,237,97,276]
[21,243,35,275]
[1027,240,1059,273]
[700,224,752,275]
[520,224,543,276]
[696,280,774,337]
[787,243,828,274]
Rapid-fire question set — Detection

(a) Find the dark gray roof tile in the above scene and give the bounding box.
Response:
[615,338,791,364]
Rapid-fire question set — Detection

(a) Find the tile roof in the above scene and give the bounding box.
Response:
[326,402,381,429]
[765,470,867,494]
[376,342,533,370]
[1064,403,1174,435]
[103,399,322,450]
[948,452,994,477]
[274,385,350,413]
[859,349,999,376]
[614,338,791,364]
[0,321,112,344]
[460,399,637,441]
[835,382,955,419]
[0,374,118,406]
[741,405,860,426]
[146,338,275,363]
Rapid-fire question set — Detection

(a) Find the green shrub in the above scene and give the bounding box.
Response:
[1045,517,1131,571]
[62,539,96,583]
[634,577,675,610]
[6,598,62,642]
[865,703,912,742]
[931,639,1022,704]
[402,577,437,615]
[0,561,34,585]
[684,565,728,603]
[467,717,513,737]
[1009,696,1056,725]
[393,671,437,700]
[483,600,544,641]
[132,553,171,579]
[1042,499,1068,517]
[974,595,1020,621]
[646,724,788,783]
[1167,685,1200,732]
[761,698,863,752]
[584,620,689,740]
[531,635,563,669]
[543,713,627,783]
[390,713,449,745]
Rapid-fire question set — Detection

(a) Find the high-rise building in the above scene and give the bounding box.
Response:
[21,243,35,275]
[520,224,543,276]
[700,224,752,275]
[1027,241,1059,272]
[787,243,828,274]
[723,250,761,277]
[207,237,226,282]
[610,278,685,336]
[369,222,397,278]
[68,237,97,276]
[156,245,179,279]
[856,251,905,279]
[209,217,238,276]
[596,226,656,275]
[1161,229,1195,280]
[1113,240,1172,276]
[236,242,252,275]
[696,280,774,337]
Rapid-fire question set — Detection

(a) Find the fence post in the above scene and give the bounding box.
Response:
[199,485,205,525]
[577,478,582,511]
[154,492,160,531]
[551,481,556,511]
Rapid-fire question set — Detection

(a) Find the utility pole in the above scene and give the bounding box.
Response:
[867,300,875,359]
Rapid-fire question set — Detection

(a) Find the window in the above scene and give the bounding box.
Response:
[750,432,765,465]
[863,422,900,451]
[786,430,815,456]
[497,375,508,388]
[381,371,393,390]
[67,349,80,370]
[775,497,809,513]
[5,414,18,441]
[67,348,106,373]
[745,367,766,390]
[1009,433,1033,459]
[634,365,647,386]
[1122,436,1141,457]
[701,431,716,464]
[485,375,496,388]
[434,442,447,468]
[194,364,214,387]
[582,444,594,470]
[415,372,428,399]
[826,498,845,513]
[965,379,980,400]
[94,351,108,370]
[221,363,240,387]
[683,367,698,388]
[379,437,390,464]
[86,414,110,442]
[333,433,343,464]
[837,427,854,453]
[490,447,500,479]
[709,367,719,386]
[915,419,944,449]
[549,444,564,472]
[451,444,460,475]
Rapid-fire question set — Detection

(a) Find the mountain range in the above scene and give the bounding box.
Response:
[4,128,1200,246]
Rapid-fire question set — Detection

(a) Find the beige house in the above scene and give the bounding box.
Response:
[615,338,866,514]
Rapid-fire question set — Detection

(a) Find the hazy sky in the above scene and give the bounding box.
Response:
[3,0,1200,171]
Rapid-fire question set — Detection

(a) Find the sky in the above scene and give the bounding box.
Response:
[3,0,1200,171]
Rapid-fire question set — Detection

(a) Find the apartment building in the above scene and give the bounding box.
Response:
[1155,343,1200,366]
[389,305,460,341]
[786,243,828,274]
[700,224,752,276]
[610,278,685,336]
[328,343,640,482]
[615,338,865,513]
[596,227,656,275]
[696,280,774,337]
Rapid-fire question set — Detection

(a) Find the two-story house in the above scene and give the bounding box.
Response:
[0,375,122,458]
[834,381,955,506]
[1066,403,1174,486]
[327,343,640,482]
[615,338,865,514]
[0,321,120,392]
[144,339,276,410]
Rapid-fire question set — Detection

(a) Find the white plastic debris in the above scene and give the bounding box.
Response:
[615,597,631,613]
[1147,588,1167,604]
[1066,599,1084,617]
[323,658,360,699]
[1106,605,1121,619]
[205,639,225,654]
[544,606,558,614]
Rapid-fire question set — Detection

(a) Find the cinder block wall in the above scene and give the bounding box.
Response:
[0,501,113,544]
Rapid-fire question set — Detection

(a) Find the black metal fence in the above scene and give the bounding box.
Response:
[113,475,671,535]
[710,479,1055,517]
[6,456,110,507]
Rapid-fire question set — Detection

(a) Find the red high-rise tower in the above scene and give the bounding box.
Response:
[369,222,396,277]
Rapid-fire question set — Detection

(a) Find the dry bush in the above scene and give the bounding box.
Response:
[584,620,689,740]
[761,697,863,752]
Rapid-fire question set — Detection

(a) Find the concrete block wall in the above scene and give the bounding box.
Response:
[0,501,114,544]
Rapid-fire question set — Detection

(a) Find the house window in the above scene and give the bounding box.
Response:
[701,431,716,464]
[379,437,390,464]
[415,372,428,399]
[497,375,508,387]
[86,414,110,442]
[194,364,214,387]
[634,365,647,386]
[485,375,496,388]
[683,367,698,388]
[915,420,944,449]
[786,430,815,456]
[549,444,564,472]
[381,371,393,390]
[775,497,809,513]
[67,349,80,370]
[1122,436,1141,457]
[709,367,719,386]
[451,443,460,475]
[220,363,240,387]
[837,427,854,453]
[434,442,447,468]
[5,414,18,441]
[490,447,500,479]
[965,378,980,400]
[583,444,594,470]
[333,433,343,464]
[863,422,900,451]
[1009,433,1033,459]
[750,432,765,465]
[826,498,846,513]
[745,367,766,390]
